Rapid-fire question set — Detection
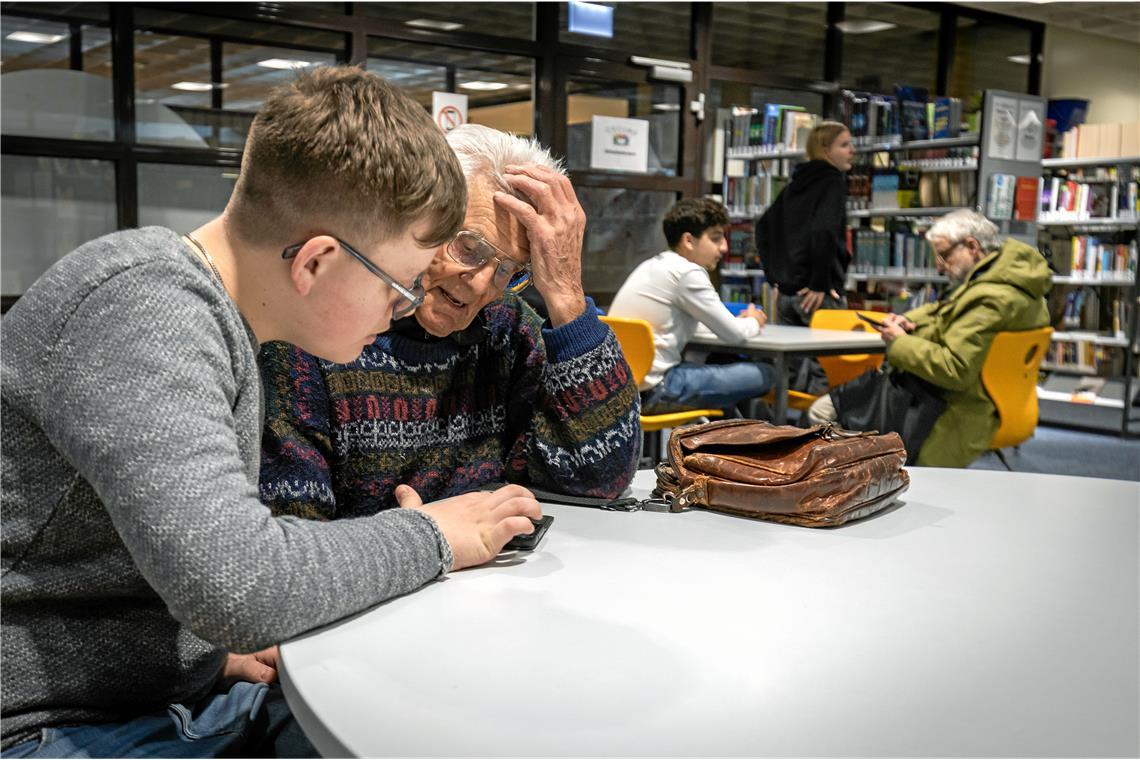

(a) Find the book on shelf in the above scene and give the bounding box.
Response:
[1013,176,1041,221]
[871,171,900,209]
[1055,122,1140,160]
[895,85,929,143]
[986,173,1016,220]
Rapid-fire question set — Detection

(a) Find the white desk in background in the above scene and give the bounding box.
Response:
[686,323,885,423]
[280,468,1139,758]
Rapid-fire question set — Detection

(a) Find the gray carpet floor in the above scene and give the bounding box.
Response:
[969,424,1140,482]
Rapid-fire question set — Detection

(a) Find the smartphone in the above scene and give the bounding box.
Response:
[503,515,554,551]
[856,312,886,329]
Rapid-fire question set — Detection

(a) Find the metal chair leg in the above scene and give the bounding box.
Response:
[993,448,1013,471]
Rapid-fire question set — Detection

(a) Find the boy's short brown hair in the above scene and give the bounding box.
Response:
[228,66,465,250]
[663,197,729,248]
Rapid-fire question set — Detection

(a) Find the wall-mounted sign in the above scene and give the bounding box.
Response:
[432,91,468,132]
[589,115,649,173]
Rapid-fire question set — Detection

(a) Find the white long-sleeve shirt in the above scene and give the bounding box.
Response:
[608,250,762,391]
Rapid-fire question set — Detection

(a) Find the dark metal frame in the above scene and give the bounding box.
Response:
[0,0,1051,301]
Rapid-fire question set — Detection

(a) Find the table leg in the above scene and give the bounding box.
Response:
[772,353,788,424]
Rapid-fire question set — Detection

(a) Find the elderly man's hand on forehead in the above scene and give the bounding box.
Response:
[493,163,588,327]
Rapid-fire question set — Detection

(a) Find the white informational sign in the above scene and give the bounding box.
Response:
[987,95,1019,161]
[1015,99,1045,162]
[590,115,649,173]
[432,91,468,132]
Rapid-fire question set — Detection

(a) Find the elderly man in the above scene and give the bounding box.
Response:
[259,124,640,519]
[808,209,1052,467]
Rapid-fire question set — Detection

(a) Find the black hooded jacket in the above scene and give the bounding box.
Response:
[754,159,849,293]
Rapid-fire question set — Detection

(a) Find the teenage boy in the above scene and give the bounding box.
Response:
[608,197,772,416]
[1,66,542,758]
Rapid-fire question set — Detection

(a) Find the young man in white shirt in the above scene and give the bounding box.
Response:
[609,198,771,415]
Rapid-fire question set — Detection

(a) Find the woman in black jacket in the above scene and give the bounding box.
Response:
[755,121,854,392]
[756,121,854,321]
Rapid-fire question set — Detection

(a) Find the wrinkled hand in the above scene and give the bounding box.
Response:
[221,646,279,686]
[493,164,587,327]
[882,313,916,332]
[797,288,840,314]
[879,321,908,343]
[396,483,543,571]
[740,303,767,330]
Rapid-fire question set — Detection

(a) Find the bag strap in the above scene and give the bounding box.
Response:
[473,483,673,513]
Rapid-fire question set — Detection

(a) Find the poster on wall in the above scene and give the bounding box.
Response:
[1015,99,1045,162]
[590,115,649,173]
[987,95,1019,161]
[432,91,468,132]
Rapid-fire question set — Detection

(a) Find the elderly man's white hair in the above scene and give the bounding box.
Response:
[445,124,565,203]
[925,209,1003,252]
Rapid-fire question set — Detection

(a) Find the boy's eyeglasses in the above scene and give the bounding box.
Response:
[445,230,532,294]
[282,237,425,319]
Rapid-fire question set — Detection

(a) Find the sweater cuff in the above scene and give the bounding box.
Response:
[404,509,455,575]
[542,297,607,364]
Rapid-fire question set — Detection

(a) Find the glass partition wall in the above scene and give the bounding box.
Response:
[0,1,1043,311]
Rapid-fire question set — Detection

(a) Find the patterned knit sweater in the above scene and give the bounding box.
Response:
[259,296,640,518]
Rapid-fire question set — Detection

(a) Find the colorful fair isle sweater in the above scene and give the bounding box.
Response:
[259,295,640,519]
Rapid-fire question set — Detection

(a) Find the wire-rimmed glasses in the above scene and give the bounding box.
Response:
[282,237,425,319]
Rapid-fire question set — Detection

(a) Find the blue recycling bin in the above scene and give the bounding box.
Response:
[1047,99,1089,135]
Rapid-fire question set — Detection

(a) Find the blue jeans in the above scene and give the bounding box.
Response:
[642,362,772,415]
[2,682,315,759]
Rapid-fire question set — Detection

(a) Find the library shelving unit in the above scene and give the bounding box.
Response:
[1036,154,1140,435]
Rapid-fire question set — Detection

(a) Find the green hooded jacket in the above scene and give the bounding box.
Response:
[887,237,1052,467]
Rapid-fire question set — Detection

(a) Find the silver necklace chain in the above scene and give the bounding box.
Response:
[184,232,227,292]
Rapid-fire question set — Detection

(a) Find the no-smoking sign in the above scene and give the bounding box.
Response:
[432,92,468,133]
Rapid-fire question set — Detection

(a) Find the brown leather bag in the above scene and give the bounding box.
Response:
[653,420,909,527]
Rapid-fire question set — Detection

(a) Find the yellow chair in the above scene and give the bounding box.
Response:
[600,316,723,462]
[766,309,887,412]
[980,326,1053,469]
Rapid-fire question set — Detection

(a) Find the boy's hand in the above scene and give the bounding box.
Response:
[739,303,767,329]
[396,484,543,570]
[221,646,279,686]
[493,164,587,327]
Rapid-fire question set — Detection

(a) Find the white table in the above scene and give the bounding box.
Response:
[280,469,1139,758]
[687,324,885,423]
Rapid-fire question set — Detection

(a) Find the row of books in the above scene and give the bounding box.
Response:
[848,228,940,275]
[840,89,965,146]
[848,283,939,314]
[985,174,1039,221]
[846,167,977,211]
[1056,288,1131,338]
[727,104,816,151]
[724,222,759,269]
[1039,176,1139,221]
[718,277,774,315]
[1043,342,1119,375]
[723,173,788,219]
[1062,237,1138,279]
[1056,122,1140,160]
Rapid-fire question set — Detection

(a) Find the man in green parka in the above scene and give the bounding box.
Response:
[809,209,1051,467]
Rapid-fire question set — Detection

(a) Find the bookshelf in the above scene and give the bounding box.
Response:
[1037,155,1140,435]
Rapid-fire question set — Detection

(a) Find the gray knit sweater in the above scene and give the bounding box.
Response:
[1,227,453,748]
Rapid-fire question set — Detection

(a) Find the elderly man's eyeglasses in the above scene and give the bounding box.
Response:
[445,230,532,294]
[935,239,968,261]
[282,237,425,319]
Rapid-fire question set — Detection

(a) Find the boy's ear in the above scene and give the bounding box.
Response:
[287,236,340,296]
[678,231,694,252]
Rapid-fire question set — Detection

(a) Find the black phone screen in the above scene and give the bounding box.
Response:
[503,515,554,551]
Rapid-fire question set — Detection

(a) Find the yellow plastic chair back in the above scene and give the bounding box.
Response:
[981,327,1053,449]
[599,316,722,445]
[810,309,887,387]
[766,309,887,411]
